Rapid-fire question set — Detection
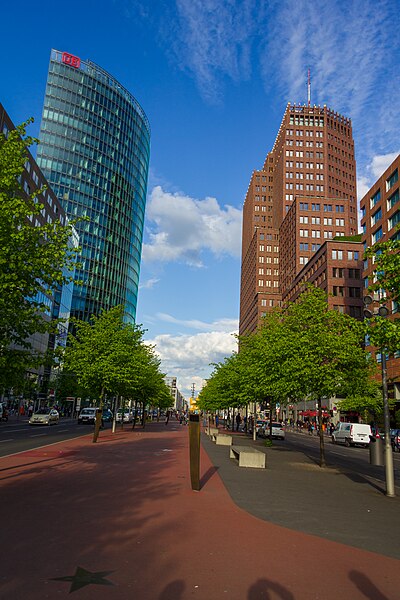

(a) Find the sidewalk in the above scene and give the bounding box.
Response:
[0,421,399,599]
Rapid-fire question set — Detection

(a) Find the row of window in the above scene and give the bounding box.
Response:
[332,250,359,260]
[259,245,279,252]
[286,140,323,148]
[300,230,340,239]
[258,280,280,287]
[286,183,324,191]
[286,129,324,137]
[299,216,345,226]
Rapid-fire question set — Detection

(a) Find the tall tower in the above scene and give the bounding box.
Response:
[239,102,357,335]
[37,49,151,323]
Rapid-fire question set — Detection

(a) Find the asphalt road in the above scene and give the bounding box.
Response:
[284,429,400,488]
[0,418,113,457]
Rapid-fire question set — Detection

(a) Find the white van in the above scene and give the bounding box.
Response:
[331,422,371,447]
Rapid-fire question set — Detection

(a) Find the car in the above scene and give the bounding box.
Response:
[102,409,113,422]
[78,407,98,424]
[390,429,400,452]
[29,408,59,426]
[116,409,133,423]
[262,421,285,440]
[248,419,268,436]
[331,422,371,447]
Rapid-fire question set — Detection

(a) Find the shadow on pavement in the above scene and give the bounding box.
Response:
[349,570,391,600]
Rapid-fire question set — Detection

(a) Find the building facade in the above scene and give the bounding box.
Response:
[37,49,151,324]
[239,102,358,335]
[1,103,76,400]
[360,154,400,400]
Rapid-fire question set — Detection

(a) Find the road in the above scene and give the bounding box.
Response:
[284,429,400,489]
[0,418,115,458]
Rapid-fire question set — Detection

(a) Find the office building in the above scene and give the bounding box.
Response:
[360,154,400,400]
[240,102,359,335]
[37,49,151,324]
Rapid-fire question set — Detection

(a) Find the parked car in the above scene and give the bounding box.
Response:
[390,429,400,452]
[249,419,268,436]
[102,409,113,422]
[262,421,285,440]
[331,422,371,447]
[116,409,133,423]
[78,407,98,424]
[29,408,59,426]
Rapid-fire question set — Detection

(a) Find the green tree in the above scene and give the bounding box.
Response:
[277,287,377,466]
[365,232,400,304]
[63,305,167,441]
[0,120,79,387]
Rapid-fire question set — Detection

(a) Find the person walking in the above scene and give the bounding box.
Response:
[236,413,241,431]
[165,410,170,425]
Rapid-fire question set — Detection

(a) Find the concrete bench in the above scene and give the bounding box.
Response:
[230,445,266,468]
[212,433,232,446]
[207,427,219,437]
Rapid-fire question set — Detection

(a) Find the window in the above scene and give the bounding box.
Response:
[336,218,345,227]
[312,230,321,238]
[386,169,398,191]
[259,256,264,263]
[312,217,320,224]
[295,151,304,158]
[299,229,309,237]
[299,202,309,210]
[324,217,332,225]
[299,256,309,265]
[348,287,361,298]
[324,231,333,239]
[296,184,304,190]
[372,227,383,244]
[300,243,309,251]
[336,205,345,213]
[261,299,267,307]
[370,189,381,208]
[312,244,320,251]
[389,211,400,230]
[349,306,362,318]
[299,216,308,224]
[258,268,264,275]
[348,268,360,279]
[324,204,333,212]
[371,208,381,226]
[312,203,320,211]
[259,245,264,251]
[295,172,303,179]
[333,286,344,296]
[387,189,399,210]
[332,267,344,277]
[332,250,343,260]
[258,280,264,287]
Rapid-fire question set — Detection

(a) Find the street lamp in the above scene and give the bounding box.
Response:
[364,295,395,497]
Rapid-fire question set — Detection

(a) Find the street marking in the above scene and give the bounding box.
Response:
[1,428,30,433]
[58,429,69,433]
[30,434,48,437]
[0,439,13,443]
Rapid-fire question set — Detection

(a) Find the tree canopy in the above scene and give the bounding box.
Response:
[0,120,79,384]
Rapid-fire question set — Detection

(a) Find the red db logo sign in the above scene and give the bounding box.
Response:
[62,52,81,69]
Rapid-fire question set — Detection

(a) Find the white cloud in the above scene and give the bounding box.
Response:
[139,277,160,290]
[146,329,238,397]
[370,153,399,180]
[173,0,256,103]
[142,185,242,266]
[155,313,238,332]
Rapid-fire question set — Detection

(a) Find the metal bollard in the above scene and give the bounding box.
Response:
[369,435,384,466]
[189,413,200,491]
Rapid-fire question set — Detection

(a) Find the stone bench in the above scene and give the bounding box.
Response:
[207,426,219,437]
[229,445,266,468]
[212,433,232,446]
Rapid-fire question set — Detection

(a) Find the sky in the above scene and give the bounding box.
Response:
[1,0,400,398]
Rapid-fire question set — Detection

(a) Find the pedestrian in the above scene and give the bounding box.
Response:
[236,413,241,431]
[215,414,219,428]
[165,410,170,425]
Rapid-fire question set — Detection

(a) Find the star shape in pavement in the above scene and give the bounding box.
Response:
[51,566,115,593]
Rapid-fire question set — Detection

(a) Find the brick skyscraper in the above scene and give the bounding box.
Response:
[240,103,358,335]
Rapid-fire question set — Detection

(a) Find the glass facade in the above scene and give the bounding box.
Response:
[37,49,151,323]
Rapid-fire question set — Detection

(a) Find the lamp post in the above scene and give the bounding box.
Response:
[364,295,395,497]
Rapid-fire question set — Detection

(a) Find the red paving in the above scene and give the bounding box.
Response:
[0,422,399,599]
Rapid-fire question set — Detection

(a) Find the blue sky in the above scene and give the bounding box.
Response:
[1,0,399,397]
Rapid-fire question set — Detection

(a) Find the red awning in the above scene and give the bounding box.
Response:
[299,410,329,417]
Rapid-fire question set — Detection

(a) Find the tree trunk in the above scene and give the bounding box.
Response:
[318,397,326,467]
[93,387,105,443]
[141,402,146,428]
[112,394,118,433]
[253,402,257,442]
[132,400,138,430]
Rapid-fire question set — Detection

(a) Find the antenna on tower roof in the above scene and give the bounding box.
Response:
[307,68,311,107]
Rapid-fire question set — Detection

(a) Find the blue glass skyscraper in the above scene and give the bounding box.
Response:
[37,49,151,323]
